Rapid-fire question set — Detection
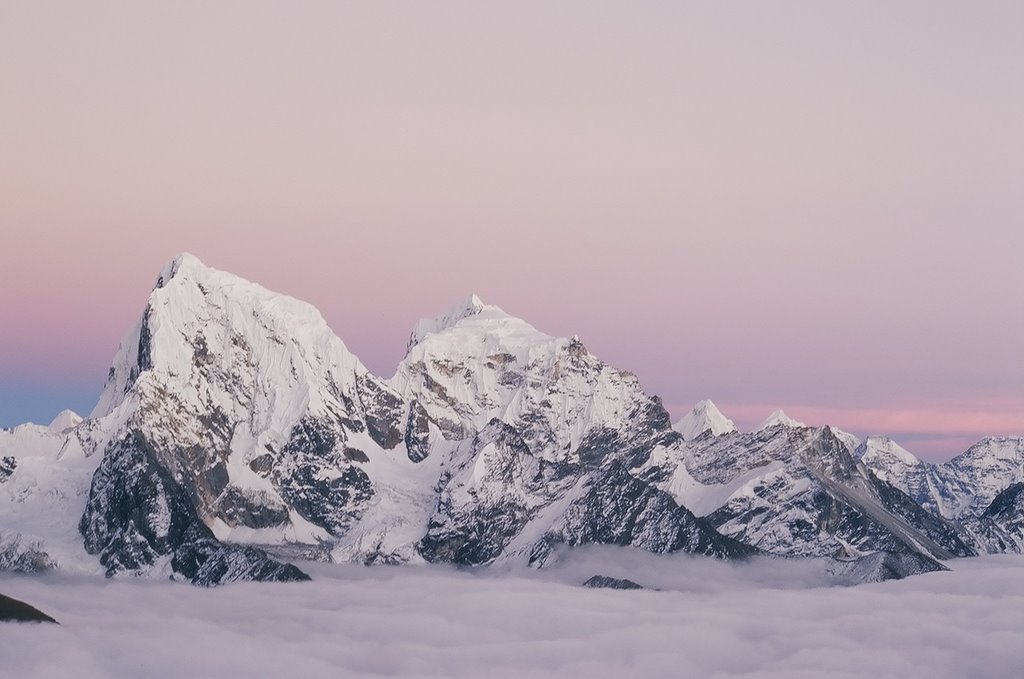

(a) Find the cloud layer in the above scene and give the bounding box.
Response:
[2,551,1023,678]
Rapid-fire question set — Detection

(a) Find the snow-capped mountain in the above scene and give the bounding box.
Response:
[967,482,1024,553]
[0,420,98,574]
[48,410,83,433]
[858,436,1024,519]
[78,253,406,583]
[933,438,1024,519]
[53,255,751,582]
[857,435,1024,552]
[758,409,806,430]
[3,253,1020,586]
[636,425,974,560]
[673,400,736,441]
[392,296,749,565]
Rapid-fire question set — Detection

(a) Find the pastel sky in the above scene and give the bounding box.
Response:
[1,2,1021,460]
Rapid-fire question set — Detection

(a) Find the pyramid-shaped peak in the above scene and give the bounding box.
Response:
[91,253,354,419]
[694,399,722,414]
[674,399,737,441]
[758,409,806,431]
[48,409,83,432]
[155,252,209,288]
[857,436,921,466]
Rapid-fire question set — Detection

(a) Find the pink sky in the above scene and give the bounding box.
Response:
[1,2,1022,460]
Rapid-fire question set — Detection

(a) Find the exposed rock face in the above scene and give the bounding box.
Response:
[637,425,975,560]
[399,298,749,567]
[0,593,58,624]
[0,535,56,573]
[0,456,16,483]
[80,432,307,585]
[582,575,645,590]
[963,483,1024,554]
[859,436,1024,520]
[829,550,948,585]
[858,435,1024,553]
[530,462,754,566]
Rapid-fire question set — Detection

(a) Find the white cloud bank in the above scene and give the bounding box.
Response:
[2,551,1023,679]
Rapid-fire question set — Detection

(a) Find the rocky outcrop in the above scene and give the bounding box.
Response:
[640,425,975,560]
[0,593,58,624]
[829,550,948,585]
[582,575,646,590]
[79,432,308,585]
[963,483,1024,554]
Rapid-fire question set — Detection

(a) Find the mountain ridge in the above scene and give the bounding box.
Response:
[2,253,1020,585]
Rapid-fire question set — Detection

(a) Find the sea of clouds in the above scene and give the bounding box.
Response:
[2,549,1023,678]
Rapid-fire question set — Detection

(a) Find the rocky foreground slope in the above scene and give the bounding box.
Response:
[1,254,1019,585]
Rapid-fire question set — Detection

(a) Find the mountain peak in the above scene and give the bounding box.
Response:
[857,435,921,466]
[48,409,83,432]
[406,293,510,351]
[758,409,806,430]
[156,252,207,289]
[91,254,355,419]
[674,399,736,441]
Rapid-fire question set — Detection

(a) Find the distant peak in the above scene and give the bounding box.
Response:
[857,436,921,466]
[758,409,806,431]
[48,409,83,432]
[674,399,736,441]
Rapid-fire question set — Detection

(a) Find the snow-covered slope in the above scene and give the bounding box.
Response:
[0,422,99,573]
[855,436,934,506]
[968,483,1024,553]
[48,410,83,433]
[933,437,1024,519]
[859,435,1024,523]
[673,400,736,441]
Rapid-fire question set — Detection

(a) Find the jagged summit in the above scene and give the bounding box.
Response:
[406,293,510,351]
[156,251,204,287]
[673,399,736,441]
[758,409,806,430]
[403,294,554,361]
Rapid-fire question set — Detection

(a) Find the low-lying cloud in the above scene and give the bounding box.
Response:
[2,551,1023,678]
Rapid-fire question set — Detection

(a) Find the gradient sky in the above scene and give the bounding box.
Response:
[1,2,1021,460]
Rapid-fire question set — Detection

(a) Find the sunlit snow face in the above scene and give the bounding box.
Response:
[3,551,1024,679]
